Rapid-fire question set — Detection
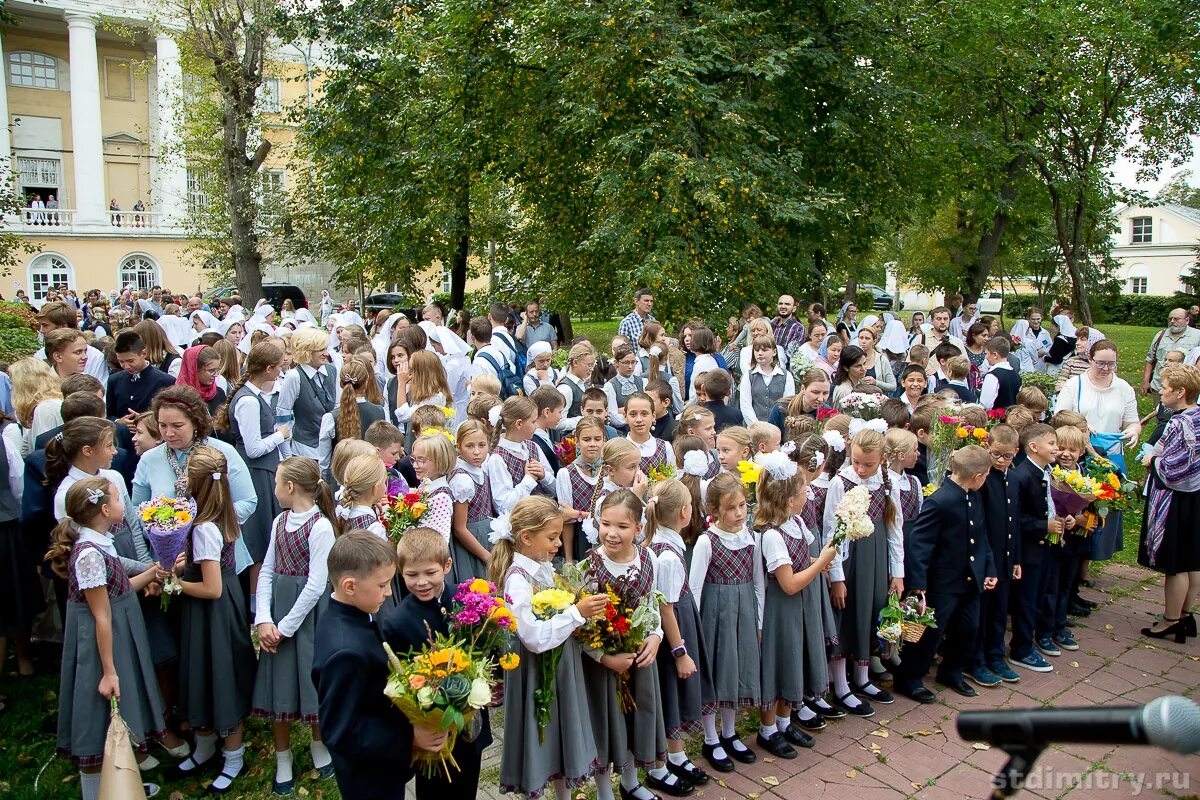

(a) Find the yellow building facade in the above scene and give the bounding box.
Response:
[1,0,308,304]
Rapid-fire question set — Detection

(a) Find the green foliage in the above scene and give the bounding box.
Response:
[1153,170,1200,209]
[0,301,40,362]
[999,293,1193,328]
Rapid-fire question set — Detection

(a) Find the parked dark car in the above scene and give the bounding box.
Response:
[205,282,307,312]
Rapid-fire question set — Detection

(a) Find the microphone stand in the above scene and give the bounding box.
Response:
[990,742,1046,799]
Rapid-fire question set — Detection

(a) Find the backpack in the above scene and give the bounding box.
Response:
[478,351,525,399]
[492,330,527,376]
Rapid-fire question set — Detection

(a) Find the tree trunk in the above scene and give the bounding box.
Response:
[1046,186,1093,325]
[451,180,470,311]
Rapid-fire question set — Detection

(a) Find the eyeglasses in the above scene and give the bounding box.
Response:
[1091,359,1118,370]
[990,451,1017,461]
[618,359,638,366]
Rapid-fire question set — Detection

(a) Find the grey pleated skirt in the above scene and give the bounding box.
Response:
[452,518,492,583]
[58,591,165,766]
[583,656,667,769]
[800,579,834,695]
[240,467,281,562]
[835,517,888,662]
[499,638,600,799]
[699,581,761,708]
[179,566,256,735]
[656,593,715,739]
[251,573,320,723]
[760,580,809,710]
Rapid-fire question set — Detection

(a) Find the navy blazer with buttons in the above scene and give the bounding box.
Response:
[106,365,175,419]
[1012,456,1054,568]
[904,478,996,594]
[980,466,1021,578]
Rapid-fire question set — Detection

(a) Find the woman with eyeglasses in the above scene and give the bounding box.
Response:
[1053,339,1141,567]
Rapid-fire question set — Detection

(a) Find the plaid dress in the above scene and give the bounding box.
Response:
[342,509,404,606]
[637,437,673,475]
[836,476,890,663]
[582,547,667,767]
[252,511,324,723]
[450,467,494,581]
[58,541,164,767]
[563,463,600,560]
[896,472,923,551]
[760,523,830,707]
[650,539,716,737]
[495,440,553,498]
[697,532,761,708]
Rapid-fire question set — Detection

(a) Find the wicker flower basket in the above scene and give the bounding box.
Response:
[901,621,927,643]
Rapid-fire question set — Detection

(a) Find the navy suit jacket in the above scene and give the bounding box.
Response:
[981,467,1021,579]
[1012,457,1053,568]
[313,597,414,800]
[905,479,996,594]
[107,366,175,419]
[703,400,744,432]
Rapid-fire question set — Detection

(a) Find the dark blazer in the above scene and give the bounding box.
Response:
[380,586,493,755]
[1012,457,1053,568]
[980,467,1021,579]
[906,441,930,486]
[21,449,54,571]
[652,412,678,443]
[905,478,995,594]
[533,431,563,474]
[943,381,978,404]
[703,400,744,432]
[106,365,175,419]
[312,597,414,800]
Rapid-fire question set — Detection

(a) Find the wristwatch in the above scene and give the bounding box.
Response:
[671,642,687,658]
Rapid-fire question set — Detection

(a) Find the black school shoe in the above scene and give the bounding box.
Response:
[719,735,757,764]
[755,731,796,759]
[620,784,663,800]
[666,760,710,786]
[830,692,875,718]
[807,697,846,719]
[780,724,816,748]
[852,682,894,704]
[796,712,826,731]
[644,772,694,797]
[701,743,735,773]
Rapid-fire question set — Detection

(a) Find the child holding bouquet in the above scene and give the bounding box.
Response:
[172,446,256,794]
[381,529,493,800]
[450,420,497,581]
[754,453,838,757]
[892,446,996,703]
[646,479,714,792]
[581,489,668,800]
[488,495,609,800]
[252,457,340,794]
[486,396,557,514]
[1039,425,1092,655]
[555,417,606,562]
[412,432,457,541]
[687,473,762,772]
[624,392,673,474]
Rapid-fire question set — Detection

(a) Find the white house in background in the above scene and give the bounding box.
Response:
[1110,204,1200,296]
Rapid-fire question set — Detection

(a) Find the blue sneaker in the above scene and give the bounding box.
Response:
[1035,636,1061,657]
[967,666,1001,688]
[989,661,1021,683]
[1053,632,1079,651]
[1008,652,1053,673]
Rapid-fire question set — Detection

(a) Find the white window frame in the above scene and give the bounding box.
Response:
[118,253,160,293]
[1130,277,1148,295]
[186,168,209,215]
[259,78,282,113]
[440,265,451,295]
[16,157,60,191]
[8,51,58,89]
[260,169,286,197]
[1131,216,1153,244]
[28,252,75,302]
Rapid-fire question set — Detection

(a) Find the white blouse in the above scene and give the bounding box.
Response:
[255,506,335,637]
[74,527,120,590]
[336,504,387,540]
[687,525,765,628]
[650,528,689,606]
[504,552,586,654]
[761,516,814,574]
[485,437,555,515]
[191,521,226,563]
[448,459,487,504]
[822,465,905,584]
[233,382,286,459]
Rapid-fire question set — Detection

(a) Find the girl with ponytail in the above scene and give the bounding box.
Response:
[484,396,555,515]
[335,357,386,442]
[644,479,715,790]
[672,435,709,545]
[491,495,608,799]
[820,427,904,720]
[50,477,167,800]
[251,457,339,792]
[555,416,607,561]
[579,437,646,548]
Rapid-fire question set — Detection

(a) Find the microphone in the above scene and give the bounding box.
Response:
[957,695,1200,754]
[957,696,1200,798]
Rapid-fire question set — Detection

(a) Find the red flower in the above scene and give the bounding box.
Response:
[612,617,631,635]
[403,492,421,505]
[817,407,838,421]
[987,408,1007,420]
[604,604,618,621]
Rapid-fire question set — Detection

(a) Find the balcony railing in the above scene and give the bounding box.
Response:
[7,208,179,234]
[108,210,161,229]
[16,207,74,227]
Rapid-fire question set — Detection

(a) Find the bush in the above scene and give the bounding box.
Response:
[995,293,1191,328]
[0,301,39,363]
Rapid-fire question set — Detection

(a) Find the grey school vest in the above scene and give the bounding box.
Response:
[229,385,281,470]
[750,371,786,422]
[557,376,584,418]
[294,366,336,448]
[606,375,644,409]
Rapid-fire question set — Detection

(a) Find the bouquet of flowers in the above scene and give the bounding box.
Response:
[1018,370,1058,402]
[528,585,580,742]
[554,436,577,467]
[647,463,677,485]
[986,408,1007,422]
[138,496,195,610]
[817,407,840,423]
[877,592,938,648]
[573,564,664,712]
[828,484,875,548]
[380,490,429,542]
[1083,456,1137,517]
[1048,466,1102,543]
[383,634,500,779]
[956,423,990,446]
[927,415,964,490]
[839,392,883,420]
[736,459,762,523]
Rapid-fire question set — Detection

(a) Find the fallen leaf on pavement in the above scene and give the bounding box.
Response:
[1104,624,1113,631]
[761,777,780,787]
[869,728,889,737]
[1070,661,1079,668]
[973,743,991,750]
[845,769,858,779]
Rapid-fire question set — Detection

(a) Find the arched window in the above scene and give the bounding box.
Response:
[118,254,159,293]
[1127,263,1150,296]
[8,51,58,89]
[28,253,74,302]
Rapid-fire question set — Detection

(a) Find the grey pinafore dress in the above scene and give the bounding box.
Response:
[697,531,760,708]
[650,539,716,738]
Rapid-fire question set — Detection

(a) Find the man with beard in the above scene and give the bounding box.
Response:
[771,293,807,354]
[914,306,967,356]
[1143,308,1200,396]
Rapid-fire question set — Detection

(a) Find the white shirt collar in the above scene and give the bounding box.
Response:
[563,372,586,389]
[498,437,529,455]
[67,465,93,481]
[781,515,814,544]
[422,476,449,491]
[837,464,883,489]
[285,505,320,528]
[626,434,658,456]
[455,458,485,480]
[78,526,117,555]
[990,360,1012,371]
[533,428,553,444]
[750,364,784,378]
[512,551,555,584]
[709,524,753,546]
[653,527,686,552]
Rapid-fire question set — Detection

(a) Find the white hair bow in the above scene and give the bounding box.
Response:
[780,440,796,455]
[848,418,887,437]
[682,450,710,477]
[85,487,105,505]
[822,430,846,453]
[758,451,797,481]
[487,406,502,427]
[488,514,514,545]
[812,451,826,469]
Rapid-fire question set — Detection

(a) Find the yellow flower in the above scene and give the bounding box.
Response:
[922,484,936,497]
[141,508,154,522]
[972,428,988,440]
[956,427,969,439]
[531,588,576,617]
[1108,474,1120,489]
[410,502,428,518]
[469,578,493,594]
[438,405,456,421]
[499,653,520,671]
[174,511,192,524]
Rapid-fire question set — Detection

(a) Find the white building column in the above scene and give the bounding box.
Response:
[0,30,13,192]
[154,33,186,226]
[65,13,107,226]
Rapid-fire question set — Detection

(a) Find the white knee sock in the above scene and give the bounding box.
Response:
[179,732,217,771]
[702,712,719,745]
[667,751,688,766]
[622,759,655,799]
[760,722,777,737]
[210,746,244,792]
[275,750,293,785]
[80,772,101,800]
[777,713,791,731]
[854,662,871,687]
[595,767,616,800]
[719,707,738,738]
[797,704,817,721]
[831,659,862,707]
[310,740,332,770]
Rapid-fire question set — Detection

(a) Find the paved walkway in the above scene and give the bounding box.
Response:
[473,563,1199,800]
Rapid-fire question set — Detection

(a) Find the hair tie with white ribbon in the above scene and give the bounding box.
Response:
[848,418,888,437]
[212,472,222,481]
[646,495,659,506]
[780,440,796,455]
[85,487,105,505]
[682,450,709,477]
[487,406,502,427]
[812,451,826,469]
[488,514,514,545]
[822,430,846,453]
[758,451,797,481]
[649,345,663,358]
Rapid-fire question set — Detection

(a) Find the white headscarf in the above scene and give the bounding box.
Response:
[157,314,194,350]
[294,308,318,328]
[879,318,909,356]
[432,326,471,357]
[859,314,880,331]
[1053,314,1077,338]
[190,310,219,332]
[218,316,244,336]
[372,313,407,376]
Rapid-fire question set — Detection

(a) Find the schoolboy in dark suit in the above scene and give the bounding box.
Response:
[312,533,448,800]
[107,330,175,423]
[530,386,565,474]
[1006,424,1062,675]
[942,356,978,404]
[968,424,1023,687]
[701,370,744,432]
[381,529,492,800]
[893,446,996,703]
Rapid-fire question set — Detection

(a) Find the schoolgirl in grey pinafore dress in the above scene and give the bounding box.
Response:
[635,436,673,475]
[449,460,493,582]
[340,506,402,610]
[58,532,165,767]
[581,547,668,769]
[179,522,256,735]
[832,473,890,664]
[801,480,840,672]
[228,384,283,562]
[499,559,599,799]
[251,510,327,724]
[558,461,600,562]
[696,528,761,708]
[650,532,715,739]
[760,519,827,710]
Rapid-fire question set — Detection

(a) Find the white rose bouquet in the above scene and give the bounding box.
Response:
[829,484,876,548]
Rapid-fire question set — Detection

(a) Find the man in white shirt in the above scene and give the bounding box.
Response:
[1016,307,1054,373]
[949,299,979,341]
[913,306,967,357]
[36,301,109,384]
[487,302,520,370]
[468,316,509,380]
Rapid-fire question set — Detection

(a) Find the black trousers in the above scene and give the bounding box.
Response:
[894,589,981,691]
[974,577,1010,671]
[414,739,482,800]
[1008,552,1051,659]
